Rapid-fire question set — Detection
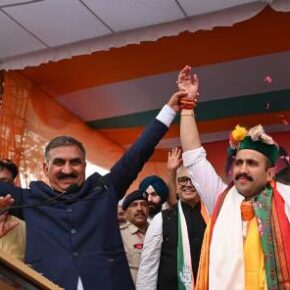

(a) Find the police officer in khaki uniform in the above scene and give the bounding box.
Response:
[120,190,149,284]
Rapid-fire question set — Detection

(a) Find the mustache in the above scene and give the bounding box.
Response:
[180,185,196,190]
[234,173,253,182]
[134,212,145,218]
[57,173,78,180]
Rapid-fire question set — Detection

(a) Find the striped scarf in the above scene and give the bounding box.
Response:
[196,181,290,290]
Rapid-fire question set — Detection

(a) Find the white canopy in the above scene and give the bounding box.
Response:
[0,0,289,70]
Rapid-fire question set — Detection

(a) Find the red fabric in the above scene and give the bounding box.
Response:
[133,243,143,250]
[273,183,290,276]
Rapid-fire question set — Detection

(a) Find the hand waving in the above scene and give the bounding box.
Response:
[167,147,182,173]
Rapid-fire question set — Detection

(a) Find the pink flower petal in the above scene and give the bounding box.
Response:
[264,76,273,84]
[278,113,289,125]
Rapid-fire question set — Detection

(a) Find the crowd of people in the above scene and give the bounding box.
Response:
[0,66,289,290]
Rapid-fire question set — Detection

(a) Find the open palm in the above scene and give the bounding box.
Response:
[167,147,182,172]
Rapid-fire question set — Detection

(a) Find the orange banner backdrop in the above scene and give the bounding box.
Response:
[2,71,290,189]
[2,71,168,190]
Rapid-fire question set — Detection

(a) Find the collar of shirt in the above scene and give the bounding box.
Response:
[127,221,147,235]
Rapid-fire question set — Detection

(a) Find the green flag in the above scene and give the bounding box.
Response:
[177,201,194,290]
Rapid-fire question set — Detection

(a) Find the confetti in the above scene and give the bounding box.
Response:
[279,113,285,118]
[264,75,273,84]
[282,119,289,125]
[279,113,289,125]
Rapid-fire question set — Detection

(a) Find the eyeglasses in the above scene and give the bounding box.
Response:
[177,176,192,185]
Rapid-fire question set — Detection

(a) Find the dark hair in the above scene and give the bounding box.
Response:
[45,136,86,162]
[265,156,274,169]
[275,167,290,184]
[0,159,18,180]
[225,154,235,180]
[279,146,289,157]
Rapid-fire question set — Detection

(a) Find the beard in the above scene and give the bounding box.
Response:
[148,202,162,218]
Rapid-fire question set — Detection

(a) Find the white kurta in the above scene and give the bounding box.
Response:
[182,147,290,290]
[182,147,290,221]
[136,213,163,290]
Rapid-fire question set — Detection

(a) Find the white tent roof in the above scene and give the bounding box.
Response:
[1,0,289,70]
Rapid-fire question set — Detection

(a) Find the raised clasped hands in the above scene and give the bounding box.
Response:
[167,66,199,112]
[177,65,199,109]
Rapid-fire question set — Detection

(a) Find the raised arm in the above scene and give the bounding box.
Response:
[166,147,182,207]
[178,65,201,151]
[111,91,188,199]
[178,66,226,214]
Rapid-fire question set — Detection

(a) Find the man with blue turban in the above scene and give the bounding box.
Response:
[139,175,168,219]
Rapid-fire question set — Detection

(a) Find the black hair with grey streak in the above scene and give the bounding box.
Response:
[45,136,86,163]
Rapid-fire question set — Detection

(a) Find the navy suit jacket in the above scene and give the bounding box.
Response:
[0,118,168,290]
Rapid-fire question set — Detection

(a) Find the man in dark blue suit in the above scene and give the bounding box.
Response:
[0,90,189,290]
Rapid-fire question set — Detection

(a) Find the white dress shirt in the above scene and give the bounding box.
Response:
[182,146,290,220]
[182,147,226,215]
[136,213,163,290]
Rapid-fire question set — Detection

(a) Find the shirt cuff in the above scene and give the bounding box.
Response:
[156,105,176,127]
[182,147,207,167]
